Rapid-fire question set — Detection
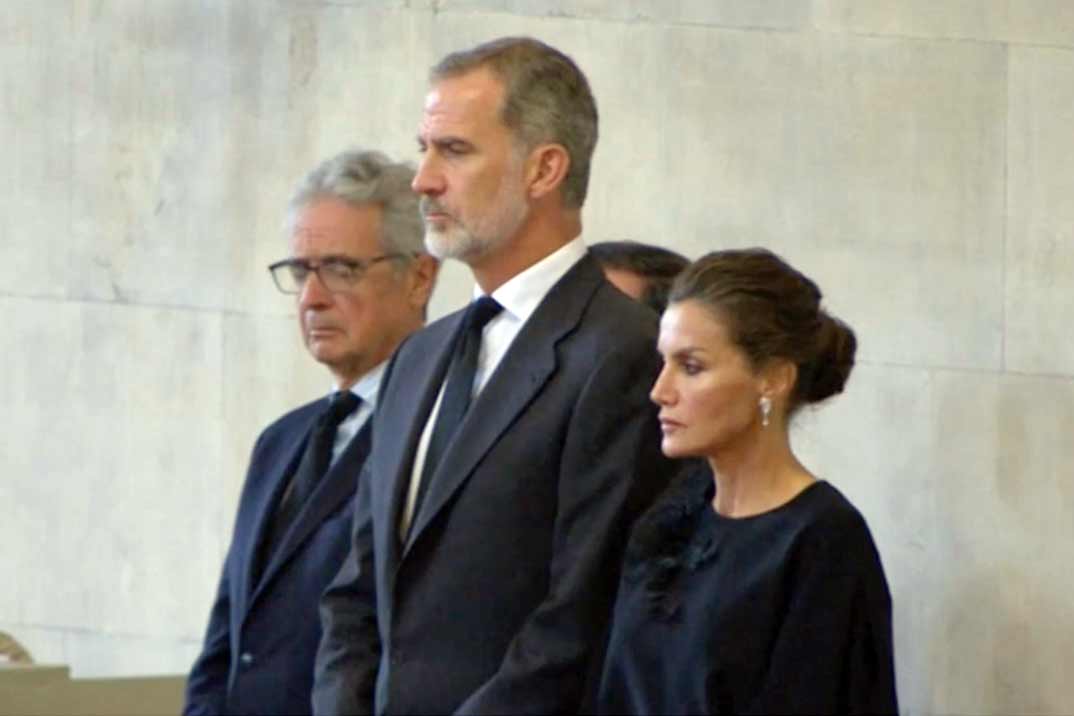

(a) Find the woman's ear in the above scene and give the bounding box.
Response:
[759,359,798,406]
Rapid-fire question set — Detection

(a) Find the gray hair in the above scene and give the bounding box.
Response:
[431,37,598,209]
[285,149,425,257]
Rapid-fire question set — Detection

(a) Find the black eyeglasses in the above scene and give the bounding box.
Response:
[268,254,408,294]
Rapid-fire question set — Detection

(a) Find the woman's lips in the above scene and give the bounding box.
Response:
[659,417,683,432]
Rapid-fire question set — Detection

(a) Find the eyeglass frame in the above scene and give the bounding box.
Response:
[267,253,412,294]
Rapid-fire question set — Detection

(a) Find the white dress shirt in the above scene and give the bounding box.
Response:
[399,237,588,536]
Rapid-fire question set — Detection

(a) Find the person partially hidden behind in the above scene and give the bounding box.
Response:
[598,248,898,714]
[590,240,689,313]
[183,150,437,716]
[312,37,672,715]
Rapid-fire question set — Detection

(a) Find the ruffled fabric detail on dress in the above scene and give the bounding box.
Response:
[622,462,718,620]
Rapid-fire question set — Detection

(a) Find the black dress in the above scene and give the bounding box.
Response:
[597,469,898,715]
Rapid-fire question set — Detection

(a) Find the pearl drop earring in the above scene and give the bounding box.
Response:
[759,396,772,428]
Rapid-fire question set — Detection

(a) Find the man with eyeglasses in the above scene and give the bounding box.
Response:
[184,149,437,716]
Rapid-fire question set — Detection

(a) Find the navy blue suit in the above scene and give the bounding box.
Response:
[185,397,371,716]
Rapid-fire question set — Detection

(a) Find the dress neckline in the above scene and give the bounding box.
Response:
[707,480,828,524]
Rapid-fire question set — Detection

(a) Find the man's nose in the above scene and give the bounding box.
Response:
[298,269,332,308]
[412,153,445,195]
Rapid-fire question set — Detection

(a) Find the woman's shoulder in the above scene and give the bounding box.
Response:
[786,481,888,580]
[793,481,872,536]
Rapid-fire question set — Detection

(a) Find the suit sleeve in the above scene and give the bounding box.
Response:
[745,521,899,715]
[312,459,381,716]
[456,339,672,715]
[183,546,233,715]
[184,425,273,716]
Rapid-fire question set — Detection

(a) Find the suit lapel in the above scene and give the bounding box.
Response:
[402,256,605,555]
[376,315,463,573]
[237,421,312,612]
[250,421,372,605]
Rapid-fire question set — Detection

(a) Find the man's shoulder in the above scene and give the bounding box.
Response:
[535,253,661,349]
[565,280,661,360]
[393,306,463,360]
[564,251,661,340]
[233,397,325,501]
[256,396,326,444]
[587,281,660,335]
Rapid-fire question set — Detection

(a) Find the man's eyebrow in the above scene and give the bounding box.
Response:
[420,136,475,152]
[291,254,358,264]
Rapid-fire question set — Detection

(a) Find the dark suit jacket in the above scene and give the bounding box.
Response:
[185,398,371,716]
[313,255,673,715]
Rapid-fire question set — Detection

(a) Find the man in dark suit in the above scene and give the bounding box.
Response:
[184,150,438,716]
[313,38,673,715]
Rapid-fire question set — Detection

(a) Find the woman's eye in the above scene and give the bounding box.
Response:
[682,361,702,375]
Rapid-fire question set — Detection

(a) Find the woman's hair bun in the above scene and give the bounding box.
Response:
[800,312,857,403]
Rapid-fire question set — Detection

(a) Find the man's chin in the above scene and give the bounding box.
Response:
[426,229,475,261]
[306,338,340,363]
[425,228,506,264]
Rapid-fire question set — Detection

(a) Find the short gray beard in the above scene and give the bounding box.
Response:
[424,223,500,262]
[422,163,529,262]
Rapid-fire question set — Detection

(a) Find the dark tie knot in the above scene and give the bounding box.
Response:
[466,296,503,334]
[325,391,361,428]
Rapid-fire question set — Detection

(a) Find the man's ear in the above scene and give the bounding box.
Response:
[524,143,570,200]
[407,254,440,311]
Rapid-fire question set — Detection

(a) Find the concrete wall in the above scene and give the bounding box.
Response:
[3,1,1071,713]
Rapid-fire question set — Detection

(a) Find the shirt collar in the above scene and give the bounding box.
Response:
[333,360,387,408]
[474,236,588,324]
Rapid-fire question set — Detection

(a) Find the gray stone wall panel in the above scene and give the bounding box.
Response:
[816,0,1074,48]
[1006,46,1074,376]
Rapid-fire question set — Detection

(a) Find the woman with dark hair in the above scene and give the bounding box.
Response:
[597,248,897,714]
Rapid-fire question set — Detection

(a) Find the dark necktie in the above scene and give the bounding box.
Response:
[258,391,361,575]
[412,296,503,525]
